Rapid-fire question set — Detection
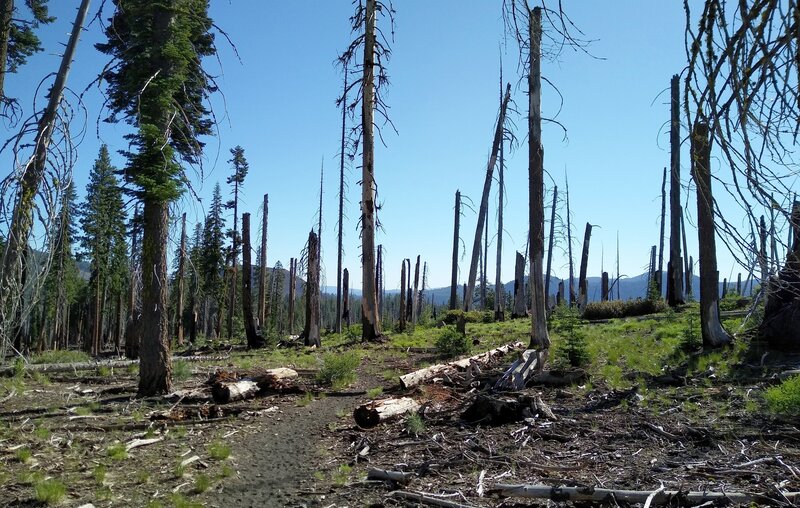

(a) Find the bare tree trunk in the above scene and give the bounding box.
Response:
[227,177,240,342]
[616,231,621,300]
[481,213,488,310]
[759,215,769,288]
[557,281,564,306]
[0,0,13,100]
[242,214,264,348]
[138,198,173,395]
[667,75,685,306]
[175,213,186,346]
[464,84,512,311]
[601,272,609,301]
[342,268,350,327]
[411,255,420,325]
[656,166,666,296]
[761,201,800,349]
[648,245,657,298]
[577,223,593,308]
[418,261,427,319]
[376,244,383,323]
[405,259,413,322]
[91,274,102,356]
[360,0,382,341]
[737,272,742,294]
[544,186,558,306]
[449,190,460,310]
[495,94,506,320]
[258,194,268,329]
[288,258,296,335]
[512,252,527,318]
[528,7,549,352]
[565,172,576,306]
[692,121,731,348]
[336,67,348,335]
[681,209,692,298]
[304,230,321,347]
[126,207,140,359]
[0,0,90,360]
[398,260,406,332]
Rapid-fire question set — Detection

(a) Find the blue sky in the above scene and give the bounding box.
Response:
[2,1,754,292]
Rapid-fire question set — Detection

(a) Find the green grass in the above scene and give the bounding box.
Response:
[332,464,352,487]
[317,351,360,390]
[97,365,112,377]
[366,386,383,399]
[33,479,67,505]
[93,464,107,484]
[30,350,90,364]
[207,440,231,461]
[15,447,32,463]
[106,443,128,461]
[173,360,192,381]
[194,473,211,493]
[169,493,203,508]
[765,375,800,416]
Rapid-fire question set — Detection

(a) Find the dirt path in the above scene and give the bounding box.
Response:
[208,392,363,508]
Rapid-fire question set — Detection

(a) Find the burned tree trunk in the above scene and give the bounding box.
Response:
[464,84,512,311]
[648,245,657,298]
[692,121,731,348]
[258,194,268,329]
[544,185,558,307]
[656,166,666,296]
[601,272,609,301]
[304,231,321,347]
[557,281,565,306]
[376,245,383,322]
[667,74,685,306]
[577,223,593,308]
[241,214,264,349]
[566,173,576,306]
[450,190,461,310]
[398,260,407,332]
[481,213,488,310]
[288,258,296,335]
[411,255,420,325]
[512,251,527,318]
[760,201,800,350]
[126,206,141,359]
[681,209,692,298]
[175,213,187,346]
[406,259,413,323]
[527,7,549,352]
[342,268,351,327]
[759,215,769,290]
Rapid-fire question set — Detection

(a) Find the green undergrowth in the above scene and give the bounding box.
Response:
[30,350,91,365]
[765,375,800,416]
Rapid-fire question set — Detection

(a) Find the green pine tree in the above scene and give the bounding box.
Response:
[201,183,226,338]
[96,0,217,394]
[223,146,249,340]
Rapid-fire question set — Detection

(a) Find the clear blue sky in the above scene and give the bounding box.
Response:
[2,1,752,293]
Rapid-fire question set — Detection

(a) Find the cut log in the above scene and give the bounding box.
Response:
[210,367,299,403]
[0,355,229,377]
[366,467,414,484]
[398,342,524,389]
[493,349,544,391]
[490,483,799,505]
[211,380,258,403]
[462,393,555,425]
[354,397,420,428]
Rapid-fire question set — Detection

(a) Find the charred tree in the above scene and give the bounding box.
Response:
[692,121,731,348]
[258,194,268,329]
[656,166,666,296]
[601,272,609,301]
[241,213,264,348]
[512,251,527,318]
[464,84,512,311]
[667,74,684,306]
[565,172,576,306]
[398,260,407,332]
[342,268,351,327]
[175,213,187,346]
[577,223,593,308]
[450,190,461,310]
[411,255,420,325]
[544,186,558,307]
[761,201,800,349]
[376,244,383,322]
[288,258,296,335]
[681,209,692,298]
[335,64,348,335]
[304,231,321,347]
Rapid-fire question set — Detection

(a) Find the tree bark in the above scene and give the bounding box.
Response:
[656,166,666,296]
[528,7,549,351]
[449,190,461,310]
[692,121,731,348]
[577,223,593,308]
[175,213,186,346]
[241,213,264,349]
[512,251,527,318]
[601,272,609,301]
[138,199,173,395]
[258,194,268,329]
[544,185,558,307]
[288,258,296,335]
[342,268,350,327]
[398,260,407,332]
[464,84,512,311]
[411,255,420,324]
[0,0,90,360]
[303,231,321,347]
[360,0,382,341]
[667,74,685,306]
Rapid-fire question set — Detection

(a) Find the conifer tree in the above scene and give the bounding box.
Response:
[0,0,55,103]
[224,146,248,341]
[97,0,217,394]
[201,183,225,338]
[78,145,127,356]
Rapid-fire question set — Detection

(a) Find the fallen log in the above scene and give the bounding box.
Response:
[399,342,524,389]
[125,437,164,452]
[528,368,587,387]
[367,467,414,484]
[489,484,799,505]
[389,490,477,508]
[0,355,230,377]
[210,367,299,403]
[354,397,420,428]
[493,349,545,391]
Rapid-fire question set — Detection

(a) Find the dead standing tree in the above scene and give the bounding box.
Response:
[666,74,684,306]
[577,223,593,308]
[241,213,265,348]
[544,185,557,306]
[449,190,461,310]
[338,0,396,341]
[257,194,268,329]
[303,230,321,347]
[464,84,512,311]
[175,213,187,346]
[0,0,90,361]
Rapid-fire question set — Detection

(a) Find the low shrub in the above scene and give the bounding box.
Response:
[441,309,493,325]
[550,307,590,368]
[435,327,471,358]
[719,292,749,311]
[405,412,426,436]
[582,298,668,320]
[765,375,800,416]
[34,479,66,505]
[317,351,360,390]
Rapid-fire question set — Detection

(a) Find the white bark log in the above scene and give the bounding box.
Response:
[354,397,420,428]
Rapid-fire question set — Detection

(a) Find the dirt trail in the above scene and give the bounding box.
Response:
[208,392,362,508]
